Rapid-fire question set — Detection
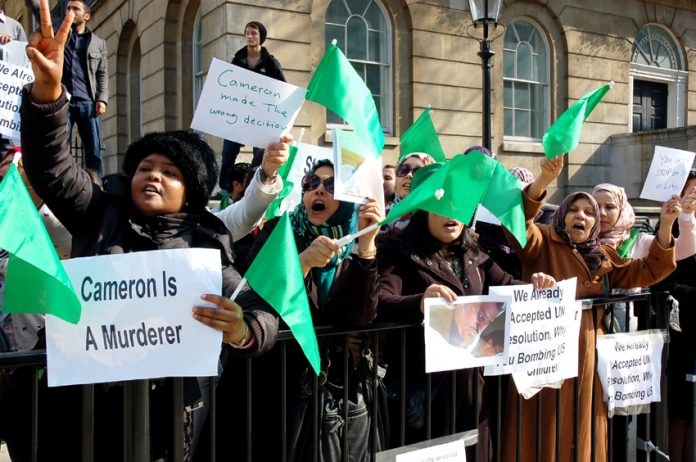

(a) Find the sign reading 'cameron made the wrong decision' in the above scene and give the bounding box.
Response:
[46,249,223,387]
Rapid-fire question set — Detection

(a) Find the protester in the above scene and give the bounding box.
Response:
[196,159,383,461]
[383,163,396,203]
[381,153,435,235]
[218,162,252,206]
[20,4,279,458]
[62,0,108,178]
[378,163,556,461]
[215,20,286,198]
[653,169,696,462]
[501,156,678,462]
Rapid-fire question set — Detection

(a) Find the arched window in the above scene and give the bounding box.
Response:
[630,24,686,131]
[192,11,204,110]
[325,0,392,133]
[128,38,142,140]
[503,19,549,140]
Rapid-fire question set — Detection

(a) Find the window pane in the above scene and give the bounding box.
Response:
[325,24,344,50]
[515,21,534,42]
[503,49,515,77]
[366,64,381,92]
[515,110,530,137]
[346,17,367,60]
[326,0,350,24]
[517,43,532,80]
[368,30,384,62]
[364,1,382,28]
[504,108,513,136]
[504,26,517,49]
[535,50,547,83]
[516,82,530,108]
[350,0,370,15]
[504,80,513,107]
[327,110,342,124]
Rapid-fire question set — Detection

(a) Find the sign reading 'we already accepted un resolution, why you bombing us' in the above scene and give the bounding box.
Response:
[191,58,306,148]
[46,249,223,387]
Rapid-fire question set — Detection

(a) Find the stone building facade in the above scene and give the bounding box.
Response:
[6,0,696,201]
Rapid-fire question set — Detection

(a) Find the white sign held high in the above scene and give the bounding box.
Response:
[0,45,34,143]
[596,330,664,417]
[46,248,223,387]
[640,146,695,202]
[280,142,333,215]
[191,58,307,149]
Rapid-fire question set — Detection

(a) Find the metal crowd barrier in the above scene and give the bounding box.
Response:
[0,291,680,461]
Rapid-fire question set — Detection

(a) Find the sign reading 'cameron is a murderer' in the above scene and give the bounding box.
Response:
[46,248,223,387]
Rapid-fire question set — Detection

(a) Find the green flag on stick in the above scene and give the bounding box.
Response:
[543,82,613,159]
[0,164,81,323]
[244,213,320,375]
[266,145,299,220]
[399,107,446,163]
[306,42,384,157]
[382,151,527,247]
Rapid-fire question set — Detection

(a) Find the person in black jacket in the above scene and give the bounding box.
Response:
[215,20,286,197]
[17,3,282,459]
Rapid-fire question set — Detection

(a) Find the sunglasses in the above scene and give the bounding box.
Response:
[301,173,335,194]
[396,164,421,178]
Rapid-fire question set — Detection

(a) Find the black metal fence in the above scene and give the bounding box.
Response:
[0,291,689,461]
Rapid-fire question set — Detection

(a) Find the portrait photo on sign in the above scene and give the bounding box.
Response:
[424,295,510,372]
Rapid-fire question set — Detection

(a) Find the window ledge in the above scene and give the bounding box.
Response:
[324,130,399,149]
[503,140,545,154]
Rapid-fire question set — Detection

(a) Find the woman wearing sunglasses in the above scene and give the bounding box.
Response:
[383,152,436,235]
[200,159,384,460]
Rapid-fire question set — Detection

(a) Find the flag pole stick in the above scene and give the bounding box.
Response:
[230,277,247,301]
[335,222,380,247]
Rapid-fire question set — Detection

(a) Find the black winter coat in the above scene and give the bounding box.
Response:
[232,45,286,82]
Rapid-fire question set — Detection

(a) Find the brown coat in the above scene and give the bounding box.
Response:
[502,190,676,462]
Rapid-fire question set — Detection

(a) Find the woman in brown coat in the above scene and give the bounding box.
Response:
[502,156,678,462]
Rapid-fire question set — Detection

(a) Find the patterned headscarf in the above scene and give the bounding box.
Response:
[551,192,605,273]
[592,183,635,249]
[509,167,535,185]
[290,160,357,307]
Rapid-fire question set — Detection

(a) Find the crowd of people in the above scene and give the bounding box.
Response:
[1,1,696,461]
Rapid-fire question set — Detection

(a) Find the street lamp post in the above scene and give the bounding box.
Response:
[468,0,503,151]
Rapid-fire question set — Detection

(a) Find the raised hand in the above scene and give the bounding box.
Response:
[680,186,696,215]
[25,0,74,103]
[261,134,293,181]
[528,156,564,201]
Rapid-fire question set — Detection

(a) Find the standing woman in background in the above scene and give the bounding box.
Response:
[502,156,678,462]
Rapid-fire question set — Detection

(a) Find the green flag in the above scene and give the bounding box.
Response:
[480,162,528,248]
[244,213,320,375]
[399,107,446,163]
[383,151,527,247]
[543,83,612,159]
[0,164,81,323]
[383,152,495,227]
[266,145,299,220]
[306,43,384,157]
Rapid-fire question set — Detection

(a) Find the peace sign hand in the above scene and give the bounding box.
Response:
[25,0,74,103]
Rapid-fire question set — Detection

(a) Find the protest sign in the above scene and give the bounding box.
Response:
[395,438,466,462]
[333,129,385,207]
[640,146,695,202]
[46,248,223,387]
[191,58,306,148]
[0,49,34,142]
[484,278,581,398]
[424,295,511,372]
[596,329,665,417]
[0,40,30,67]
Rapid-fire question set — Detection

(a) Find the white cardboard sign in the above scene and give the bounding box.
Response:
[191,58,306,149]
[639,146,695,202]
[596,330,664,417]
[395,438,466,462]
[46,248,223,387]
[332,129,385,208]
[0,45,34,143]
[280,142,333,215]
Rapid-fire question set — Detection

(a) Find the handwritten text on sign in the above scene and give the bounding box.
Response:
[484,278,580,398]
[0,54,34,142]
[46,248,222,387]
[596,330,664,417]
[640,146,695,202]
[191,58,306,149]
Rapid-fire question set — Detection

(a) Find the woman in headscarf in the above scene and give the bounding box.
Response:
[19,7,279,459]
[593,182,696,259]
[198,159,384,461]
[501,156,678,462]
[382,152,435,235]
